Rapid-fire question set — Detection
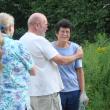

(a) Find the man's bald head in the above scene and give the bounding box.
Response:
[27,13,48,36]
[28,13,46,27]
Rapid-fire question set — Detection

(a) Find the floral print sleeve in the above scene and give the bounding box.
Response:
[17,42,34,71]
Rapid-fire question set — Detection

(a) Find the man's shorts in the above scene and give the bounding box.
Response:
[30,92,62,110]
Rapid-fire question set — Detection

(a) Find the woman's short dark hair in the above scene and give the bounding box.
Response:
[55,19,74,33]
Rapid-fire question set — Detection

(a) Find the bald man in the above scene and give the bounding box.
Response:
[20,13,83,110]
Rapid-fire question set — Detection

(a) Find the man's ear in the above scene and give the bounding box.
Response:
[35,23,39,30]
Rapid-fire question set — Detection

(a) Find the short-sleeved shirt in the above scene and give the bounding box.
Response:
[20,32,64,96]
[0,36,34,110]
[52,41,82,92]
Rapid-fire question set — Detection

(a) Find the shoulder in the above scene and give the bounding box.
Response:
[38,36,49,43]
[35,37,53,48]
[51,41,56,47]
[70,41,80,48]
[3,36,18,48]
[11,40,26,53]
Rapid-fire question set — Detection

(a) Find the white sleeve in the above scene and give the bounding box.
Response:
[38,38,59,60]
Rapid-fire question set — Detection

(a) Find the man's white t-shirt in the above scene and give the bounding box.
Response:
[20,32,64,96]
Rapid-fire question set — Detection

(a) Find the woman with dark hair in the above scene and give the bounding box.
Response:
[52,19,89,110]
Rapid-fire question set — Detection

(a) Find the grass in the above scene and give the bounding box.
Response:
[83,34,110,110]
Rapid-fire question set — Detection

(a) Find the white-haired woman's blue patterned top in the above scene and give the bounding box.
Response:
[0,35,34,110]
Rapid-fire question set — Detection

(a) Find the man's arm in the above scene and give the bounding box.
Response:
[51,47,83,64]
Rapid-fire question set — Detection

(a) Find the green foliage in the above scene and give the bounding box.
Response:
[13,28,26,40]
[31,0,110,43]
[0,0,110,41]
[83,34,110,110]
[0,0,32,28]
[95,33,110,47]
[0,0,32,39]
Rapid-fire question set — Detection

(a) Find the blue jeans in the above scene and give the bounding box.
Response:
[60,90,80,110]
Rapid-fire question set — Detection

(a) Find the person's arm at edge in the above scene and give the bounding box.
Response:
[76,67,85,94]
[76,67,89,106]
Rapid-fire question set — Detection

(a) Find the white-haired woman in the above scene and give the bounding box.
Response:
[0,12,36,110]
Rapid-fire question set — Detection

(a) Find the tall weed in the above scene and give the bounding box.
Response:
[83,34,110,110]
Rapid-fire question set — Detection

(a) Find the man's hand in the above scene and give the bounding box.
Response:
[74,47,83,59]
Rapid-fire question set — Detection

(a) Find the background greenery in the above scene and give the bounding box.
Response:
[0,0,110,110]
[0,0,110,42]
[83,34,110,110]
